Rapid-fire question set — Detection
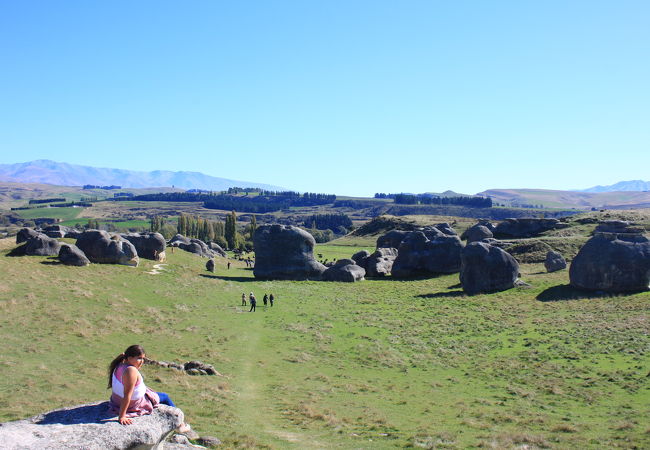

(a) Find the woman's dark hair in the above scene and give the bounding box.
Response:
[107,345,145,388]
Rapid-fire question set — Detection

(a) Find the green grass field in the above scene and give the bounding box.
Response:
[0,238,648,449]
[14,207,84,222]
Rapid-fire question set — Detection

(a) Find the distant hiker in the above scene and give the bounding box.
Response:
[108,344,190,433]
[269,293,274,307]
[227,261,231,270]
[249,292,257,312]
[241,293,246,306]
[263,294,268,307]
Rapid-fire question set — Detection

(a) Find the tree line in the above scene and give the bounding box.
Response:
[392,194,492,208]
[304,213,352,231]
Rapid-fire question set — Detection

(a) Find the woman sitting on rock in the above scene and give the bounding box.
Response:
[108,344,188,431]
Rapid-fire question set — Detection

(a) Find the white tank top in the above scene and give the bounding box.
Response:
[112,364,147,400]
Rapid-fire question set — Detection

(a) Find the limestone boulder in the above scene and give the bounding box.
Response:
[16,227,41,244]
[366,247,398,277]
[461,224,494,243]
[58,244,90,266]
[460,242,520,295]
[376,230,409,249]
[76,230,139,266]
[169,234,191,246]
[434,222,457,236]
[0,401,183,450]
[569,230,650,293]
[43,225,72,239]
[493,218,568,238]
[351,250,371,269]
[322,258,366,282]
[544,250,566,273]
[208,242,227,257]
[206,259,215,272]
[121,232,166,261]
[253,225,326,280]
[14,233,63,256]
[391,231,463,278]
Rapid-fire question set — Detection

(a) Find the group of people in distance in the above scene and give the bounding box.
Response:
[241,292,274,311]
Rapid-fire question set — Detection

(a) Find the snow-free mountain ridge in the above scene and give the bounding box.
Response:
[0,160,285,192]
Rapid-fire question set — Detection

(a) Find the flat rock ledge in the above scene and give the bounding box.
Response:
[0,401,183,450]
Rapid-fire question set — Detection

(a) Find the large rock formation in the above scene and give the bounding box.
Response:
[434,222,457,236]
[121,232,166,261]
[569,222,650,292]
[12,231,62,257]
[0,401,183,450]
[58,244,90,266]
[42,225,72,239]
[169,235,215,258]
[208,242,227,257]
[460,242,520,295]
[377,230,410,249]
[365,247,398,277]
[253,225,326,280]
[322,258,366,282]
[76,230,139,266]
[493,218,568,238]
[544,250,566,273]
[351,250,371,269]
[461,224,493,243]
[206,259,215,272]
[391,231,463,278]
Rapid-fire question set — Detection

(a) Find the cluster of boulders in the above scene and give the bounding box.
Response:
[145,358,221,376]
[11,228,171,268]
[169,234,225,258]
[492,218,569,238]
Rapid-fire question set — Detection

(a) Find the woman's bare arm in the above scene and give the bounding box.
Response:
[118,367,138,425]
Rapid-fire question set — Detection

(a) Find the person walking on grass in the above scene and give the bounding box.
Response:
[241,293,246,306]
[269,293,274,307]
[249,292,257,312]
[263,294,268,307]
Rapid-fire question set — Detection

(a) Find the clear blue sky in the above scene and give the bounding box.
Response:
[1,1,648,196]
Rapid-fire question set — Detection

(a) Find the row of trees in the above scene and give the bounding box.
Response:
[393,194,492,208]
[304,213,352,231]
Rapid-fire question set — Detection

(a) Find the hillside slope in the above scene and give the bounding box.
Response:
[479,188,650,209]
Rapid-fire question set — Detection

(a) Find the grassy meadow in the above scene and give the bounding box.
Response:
[0,238,648,449]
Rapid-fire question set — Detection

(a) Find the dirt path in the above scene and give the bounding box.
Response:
[145,263,167,275]
[233,317,325,449]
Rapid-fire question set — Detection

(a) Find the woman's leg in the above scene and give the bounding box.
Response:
[156,392,176,407]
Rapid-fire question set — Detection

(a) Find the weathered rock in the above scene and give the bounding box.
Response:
[365,247,398,277]
[172,236,215,258]
[65,229,83,239]
[208,242,227,257]
[197,436,223,447]
[544,250,567,272]
[253,225,326,280]
[58,244,91,266]
[121,232,167,261]
[391,231,463,278]
[594,220,645,235]
[460,242,520,295]
[493,218,568,238]
[351,250,371,269]
[0,401,183,450]
[76,230,139,266]
[170,434,191,445]
[16,227,41,244]
[206,259,215,272]
[20,233,63,256]
[42,225,71,239]
[461,224,493,243]
[169,234,191,246]
[434,222,457,236]
[184,361,218,375]
[569,231,650,293]
[322,258,366,282]
[376,230,410,249]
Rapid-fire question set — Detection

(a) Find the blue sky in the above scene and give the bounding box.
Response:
[1,1,648,196]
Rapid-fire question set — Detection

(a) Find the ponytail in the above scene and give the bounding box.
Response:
[107,345,145,388]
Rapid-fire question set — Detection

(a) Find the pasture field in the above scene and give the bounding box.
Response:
[0,238,648,449]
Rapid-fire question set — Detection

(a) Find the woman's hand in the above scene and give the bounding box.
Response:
[118,415,132,425]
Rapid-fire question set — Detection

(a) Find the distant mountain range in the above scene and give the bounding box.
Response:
[0,160,284,192]
[577,180,650,193]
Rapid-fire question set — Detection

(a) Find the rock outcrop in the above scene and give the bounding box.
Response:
[461,224,493,243]
[121,232,166,261]
[365,247,398,277]
[206,259,215,272]
[569,222,650,292]
[322,258,366,282]
[12,231,62,257]
[42,225,72,239]
[76,230,139,266]
[544,250,566,273]
[493,218,568,238]
[253,225,326,280]
[58,244,91,266]
[0,401,183,450]
[351,250,371,269]
[391,231,463,278]
[377,230,409,249]
[169,235,215,258]
[460,242,520,295]
[208,242,227,257]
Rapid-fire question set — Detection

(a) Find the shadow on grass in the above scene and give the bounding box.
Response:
[537,284,599,302]
[199,274,255,282]
[41,260,63,265]
[416,290,465,299]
